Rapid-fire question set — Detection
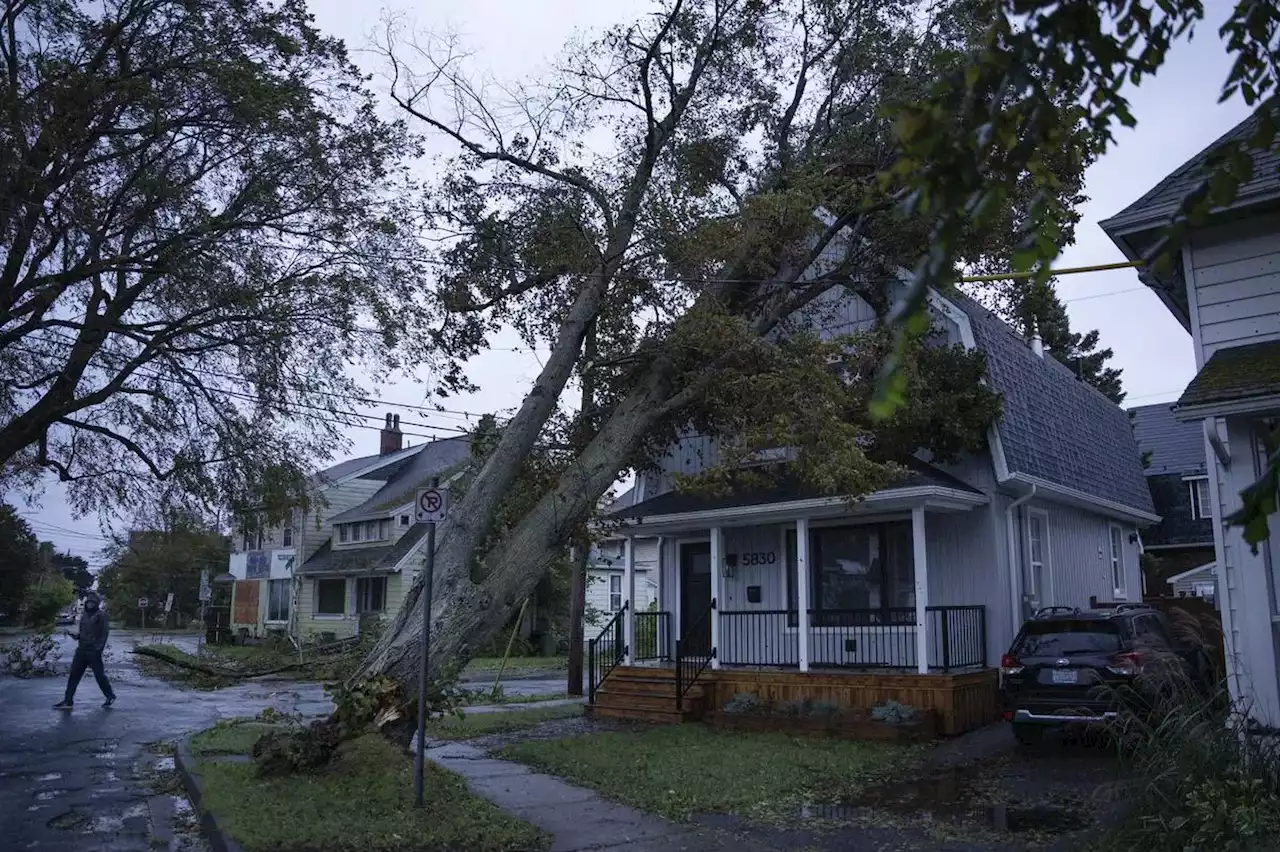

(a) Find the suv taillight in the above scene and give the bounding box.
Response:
[1000,653,1023,675]
[1107,650,1144,677]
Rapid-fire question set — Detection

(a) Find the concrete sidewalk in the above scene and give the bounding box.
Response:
[425,741,769,852]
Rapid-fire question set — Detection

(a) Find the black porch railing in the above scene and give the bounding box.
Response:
[587,602,627,704]
[675,597,716,712]
[718,605,986,671]
[634,610,672,662]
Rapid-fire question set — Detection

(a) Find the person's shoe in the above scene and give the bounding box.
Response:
[53,701,73,710]
[102,697,114,708]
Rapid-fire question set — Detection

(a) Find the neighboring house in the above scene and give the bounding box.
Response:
[591,263,1155,734]
[1101,99,1280,727]
[1128,403,1216,592]
[294,431,471,642]
[586,537,659,629]
[1167,562,1218,601]
[226,414,470,643]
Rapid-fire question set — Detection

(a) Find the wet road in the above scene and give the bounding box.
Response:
[0,631,332,851]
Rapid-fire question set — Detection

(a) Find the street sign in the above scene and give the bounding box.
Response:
[137,596,148,609]
[164,592,174,613]
[415,486,450,523]
[198,569,211,603]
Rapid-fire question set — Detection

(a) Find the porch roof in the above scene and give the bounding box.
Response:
[297,524,427,577]
[610,459,986,531]
[1175,341,1280,420]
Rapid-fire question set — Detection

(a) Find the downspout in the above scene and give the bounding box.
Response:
[1006,485,1038,627]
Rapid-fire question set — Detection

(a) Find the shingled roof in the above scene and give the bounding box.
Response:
[298,524,430,576]
[949,293,1156,516]
[1129,402,1208,477]
[1101,99,1280,235]
[1176,340,1280,412]
[328,436,471,525]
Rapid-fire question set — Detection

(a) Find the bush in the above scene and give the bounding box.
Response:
[722,692,762,715]
[0,631,63,676]
[870,700,920,725]
[252,719,343,777]
[24,576,75,626]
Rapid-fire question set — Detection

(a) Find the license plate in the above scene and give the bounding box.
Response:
[1051,669,1078,685]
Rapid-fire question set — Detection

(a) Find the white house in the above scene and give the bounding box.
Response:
[1102,100,1280,728]
[588,262,1155,734]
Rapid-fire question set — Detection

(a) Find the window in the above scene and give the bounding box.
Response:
[380,519,391,539]
[1026,511,1050,603]
[316,579,346,615]
[786,522,915,626]
[338,525,349,543]
[352,523,363,542]
[366,521,378,541]
[267,579,291,622]
[1013,620,1122,656]
[609,575,622,612]
[356,577,387,613]
[1188,477,1211,520]
[1109,524,1127,597]
[282,526,293,548]
[400,514,411,527]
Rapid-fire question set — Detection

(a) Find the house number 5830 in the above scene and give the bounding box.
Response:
[740,552,777,566]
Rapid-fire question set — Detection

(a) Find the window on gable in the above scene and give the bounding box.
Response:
[1109,524,1127,597]
[282,526,293,548]
[400,514,411,527]
[351,523,362,543]
[1187,478,1211,521]
[380,519,391,539]
[338,524,349,543]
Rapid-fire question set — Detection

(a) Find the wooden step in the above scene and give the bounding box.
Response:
[597,679,705,699]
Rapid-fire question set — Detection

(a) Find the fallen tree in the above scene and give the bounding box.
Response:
[347,0,1102,715]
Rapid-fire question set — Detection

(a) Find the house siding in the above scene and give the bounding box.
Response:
[1022,499,1142,611]
[1189,212,1280,361]
[299,480,382,564]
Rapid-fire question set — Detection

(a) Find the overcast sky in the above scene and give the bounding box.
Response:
[10,0,1252,569]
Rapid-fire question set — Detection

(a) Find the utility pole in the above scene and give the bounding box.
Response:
[567,321,597,697]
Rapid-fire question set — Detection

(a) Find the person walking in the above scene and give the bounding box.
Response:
[54,591,116,709]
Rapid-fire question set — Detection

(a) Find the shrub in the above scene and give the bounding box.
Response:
[252,719,343,777]
[0,631,62,676]
[24,576,75,626]
[870,700,920,725]
[809,699,842,717]
[722,692,762,715]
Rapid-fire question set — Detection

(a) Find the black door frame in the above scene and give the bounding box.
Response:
[679,540,713,654]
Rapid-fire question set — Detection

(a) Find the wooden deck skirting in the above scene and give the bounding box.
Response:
[704,668,1001,737]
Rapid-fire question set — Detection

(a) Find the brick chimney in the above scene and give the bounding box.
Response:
[379,413,403,455]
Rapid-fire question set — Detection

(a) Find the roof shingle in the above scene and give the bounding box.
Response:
[1176,340,1280,410]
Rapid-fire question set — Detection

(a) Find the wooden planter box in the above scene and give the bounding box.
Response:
[706,709,938,742]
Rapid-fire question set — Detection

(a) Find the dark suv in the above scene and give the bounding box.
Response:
[999,603,1215,744]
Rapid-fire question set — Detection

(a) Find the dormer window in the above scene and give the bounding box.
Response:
[400,514,410,527]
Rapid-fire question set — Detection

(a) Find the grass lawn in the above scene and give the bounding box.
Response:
[461,656,567,678]
[497,724,917,823]
[196,735,547,852]
[188,721,281,756]
[426,703,583,741]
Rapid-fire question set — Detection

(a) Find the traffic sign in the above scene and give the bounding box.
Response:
[198,569,212,602]
[164,592,174,613]
[415,486,450,523]
[137,597,148,609]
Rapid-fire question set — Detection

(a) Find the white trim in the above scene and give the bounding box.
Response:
[710,527,723,670]
[1026,508,1053,607]
[1007,486,1038,632]
[796,518,811,672]
[1188,477,1212,521]
[912,506,928,675]
[1108,523,1128,600]
[618,486,986,532]
[1175,395,1280,422]
[1183,242,1206,371]
[623,537,635,665]
[1166,561,1217,585]
[1005,473,1161,524]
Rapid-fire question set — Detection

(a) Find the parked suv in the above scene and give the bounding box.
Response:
[999,603,1215,745]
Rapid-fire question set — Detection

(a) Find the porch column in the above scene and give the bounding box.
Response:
[912,506,929,675]
[623,536,635,665]
[710,526,723,669]
[796,518,811,672]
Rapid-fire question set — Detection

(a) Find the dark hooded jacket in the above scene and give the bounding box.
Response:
[76,593,110,653]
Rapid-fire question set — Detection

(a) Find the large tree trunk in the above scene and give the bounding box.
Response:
[353,354,681,696]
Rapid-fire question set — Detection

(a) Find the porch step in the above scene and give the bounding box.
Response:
[587,704,700,724]
[592,691,703,714]
[596,678,705,700]
[590,665,710,723]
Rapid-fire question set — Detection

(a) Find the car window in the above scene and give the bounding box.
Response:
[1013,620,1123,656]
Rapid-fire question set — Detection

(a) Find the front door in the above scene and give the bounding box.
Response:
[680,542,713,655]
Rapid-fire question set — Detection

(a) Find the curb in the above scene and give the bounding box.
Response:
[175,738,245,852]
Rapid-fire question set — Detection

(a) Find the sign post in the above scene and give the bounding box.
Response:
[414,478,446,808]
[198,570,211,657]
[137,596,148,630]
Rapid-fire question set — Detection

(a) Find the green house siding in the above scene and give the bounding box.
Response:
[295,571,411,642]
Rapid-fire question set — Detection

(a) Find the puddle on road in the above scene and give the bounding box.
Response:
[841,767,1093,835]
[154,756,175,771]
[35,789,66,801]
[35,772,62,782]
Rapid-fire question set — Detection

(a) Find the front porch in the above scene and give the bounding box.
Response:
[588,486,1005,734]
